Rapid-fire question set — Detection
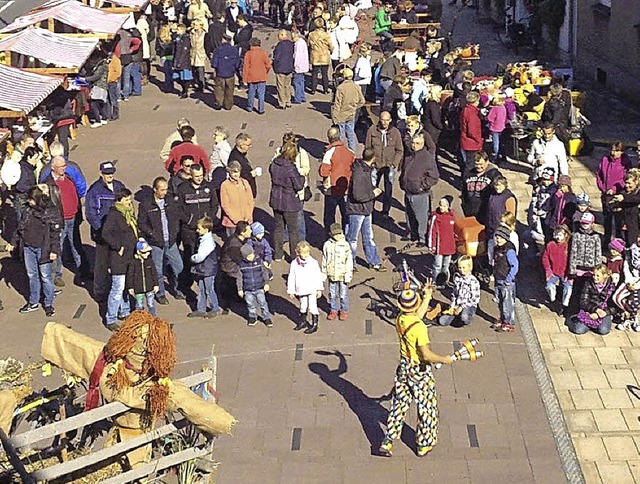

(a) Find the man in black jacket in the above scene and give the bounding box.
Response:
[175,164,219,258]
[346,148,386,271]
[234,15,253,87]
[400,133,439,246]
[138,177,185,305]
[228,133,258,198]
[461,151,501,223]
[273,29,294,109]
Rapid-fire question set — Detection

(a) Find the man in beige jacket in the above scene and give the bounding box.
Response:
[331,68,365,152]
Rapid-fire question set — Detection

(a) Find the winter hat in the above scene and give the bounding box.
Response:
[136,239,152,252]
[439,196,452,210]
[610,238,626,254]
[250,221,265,236]
[495,226,511,242]
[576,192,591,205]
[329,223,343,236]
[99,160,116,174]
[398,289,421,313]
[539,166,555,181]
[240,244,254,259]
[580,212,596,225]
[557,175,572,187]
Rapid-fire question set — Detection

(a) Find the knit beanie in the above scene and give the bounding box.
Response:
[495,226,511,242]
[240,244,254,259]
[610,238,626,254]
[398,289,421,313]
[250,222,265,236]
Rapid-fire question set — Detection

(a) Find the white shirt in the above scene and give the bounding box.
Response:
[354,56,372,86]
[528,135,568,179]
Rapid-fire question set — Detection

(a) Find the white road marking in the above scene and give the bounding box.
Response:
[0,1,15,14]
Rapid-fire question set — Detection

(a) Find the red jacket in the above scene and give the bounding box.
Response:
[319,141,354,197]
[165,142,211,175]
[460,104,483,151]
[243,46,272,84]
[541,240,569,280]
[427,209,456,255]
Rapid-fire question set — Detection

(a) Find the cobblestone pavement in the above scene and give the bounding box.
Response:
[4,3,640,484]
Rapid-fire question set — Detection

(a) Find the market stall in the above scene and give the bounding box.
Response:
[0,0,128,38]
[81,0,150,13]
[0,64,63,119]
[0,27,99,74]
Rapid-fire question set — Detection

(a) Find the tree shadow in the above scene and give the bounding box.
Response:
[308,350,418,455]
[309,100,331,118]
[0,255,28,303]
[349,276,397,326]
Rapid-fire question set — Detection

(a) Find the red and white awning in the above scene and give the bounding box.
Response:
[101,0,149,8]
[1,0,128,35]
[0,64,63,113]
[0,28,99,69]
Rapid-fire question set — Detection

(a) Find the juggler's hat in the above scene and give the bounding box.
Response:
[398,289,421,313]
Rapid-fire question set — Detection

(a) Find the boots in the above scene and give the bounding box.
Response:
[305,314,319,334]
[294,312,308,331]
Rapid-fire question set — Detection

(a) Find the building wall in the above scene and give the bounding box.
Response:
[576,0,640,99]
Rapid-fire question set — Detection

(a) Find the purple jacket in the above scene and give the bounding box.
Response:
[596,155,632,194]
[269,156,306,213]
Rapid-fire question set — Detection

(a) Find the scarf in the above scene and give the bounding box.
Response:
[115,201,138,237]
[296,256,307,267]
[379,127,388,147]
[631,244,640,272]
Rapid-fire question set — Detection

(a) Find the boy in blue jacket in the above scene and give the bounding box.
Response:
[190,216,221,318]
[237,243,273,327]
[492,226,519,332]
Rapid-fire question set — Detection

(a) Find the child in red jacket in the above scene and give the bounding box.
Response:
[541,224,572,312]
[427,196,456,288]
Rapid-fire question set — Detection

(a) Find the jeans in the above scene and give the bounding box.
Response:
[24,246,54,307]
[135,292,156,316]
[285,208,306,241]
[438,306,477,326]
[90,100,108,123]
[311,65,329,94]
[546,276,573,307]
[55,218,82,279]
[106,274,130,325]
[107,82,120,119]
[162,59,174,91]
[121,62,142,99]
[323,194,347,232]
[374,166,396,215]
[329,280,349,312]
[338,120,357,152]
[602,201,623,247]
[491,132,501,158]
[405,191,431,243]
[273,209,300,259]
[347,214,381,267]
[151,243,184,297]
[496,283,516,325]
[432,254,452,286]
[246,82,266,113]
[244,289,271,320]
[380,78,392,92]
[568,315,612,335]
[197,275,220,313]
[292,72,306,103]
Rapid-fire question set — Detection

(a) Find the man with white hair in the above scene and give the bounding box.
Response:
[159,118,199,162]
[272,29,294,109]
[331,67,365,152]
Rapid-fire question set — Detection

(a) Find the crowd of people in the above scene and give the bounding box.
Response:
[3,0,640,460]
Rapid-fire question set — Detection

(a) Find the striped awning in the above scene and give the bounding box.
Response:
[0,64,63,113]
[102,0,149,8]
[1,0,128,35]
[0,28,99,69]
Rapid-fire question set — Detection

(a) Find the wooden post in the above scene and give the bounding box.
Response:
[58,400,69,462]
[47,17,55,32]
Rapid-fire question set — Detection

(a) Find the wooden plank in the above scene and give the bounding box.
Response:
[100,445,212,484]
[0,110,26,118]
[31,419,190,481]
[10,370,212,449]
[0,428,36,484]
[15,67,79,74]
[391,22,440,30]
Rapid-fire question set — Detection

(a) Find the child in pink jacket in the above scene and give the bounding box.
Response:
[487,95,507,163]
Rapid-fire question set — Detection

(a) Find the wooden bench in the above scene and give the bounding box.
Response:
[391,22,441,32]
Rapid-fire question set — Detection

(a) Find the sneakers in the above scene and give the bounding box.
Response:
[327,311,338,321]
[501,323,515,332]
[106,322,121,332]
[417,445,433,457]
[174,292,186,300]
[90,122,102,128]
[206,309,221,319]
[44,306,55,317]
[338,311,348,321]
[264,318,273,328]
[54,289,63,297]
[19,303,39,314]
[491,319,502,330]
[372,265,388,272]
[378,439,393,457]
[247,318,257,326]
[617,320,633,331]
[155,295,169,305]
[187,311,208,318]
[54,277,65,287]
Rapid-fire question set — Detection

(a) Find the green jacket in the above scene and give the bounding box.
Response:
[374,9,392,34]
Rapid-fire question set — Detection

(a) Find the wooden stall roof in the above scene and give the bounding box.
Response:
[0,0,128,35]
[0,64,62,115]
[0,27,99,69]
